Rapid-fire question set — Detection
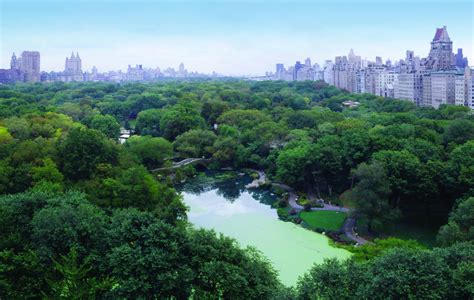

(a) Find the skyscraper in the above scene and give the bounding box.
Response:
[294,61,302,80]
[20,51,40,82]
[425,26,454,71]
[65,52,82,73]
[59,52,84,82]
[10,53,20,70]
[454,48,468,69]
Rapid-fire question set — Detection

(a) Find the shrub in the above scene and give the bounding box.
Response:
[277,208,289,221]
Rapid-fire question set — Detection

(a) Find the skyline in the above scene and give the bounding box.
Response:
[1,0,473,75]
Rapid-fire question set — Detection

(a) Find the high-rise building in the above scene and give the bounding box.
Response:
[59,52,84,82]
[394,72,423,105]
[375,70,397,97]
[294,61,303,80]
[304,57,311,67]
[422,73,432,107]
[20,51,40,82]
[375,56,383,66]
[425,26,455,71]
[454,48,468,69]
[10,53,20,70]
[275,64,285,80]
[65,52,82,73]
[454,73,466,106]
[429,71,456,108]
[178,63,187,77]
[126,64,145,81]
[467,68,474,109]
[323,60,334,85]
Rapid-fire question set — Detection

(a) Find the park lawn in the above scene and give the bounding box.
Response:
[300,210,347,231]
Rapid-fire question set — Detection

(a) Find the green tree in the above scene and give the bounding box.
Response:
[212,136,248,167]
[275,141,312,189]
[125,135,173,169]
[372,150,422,205]
[349,162,400,232]
[174,129,216,158]
[94,166,187,223]
[201,99,230,125]
[31,158,64,185]
[443,119,474,146]
[437,197,474,246]
[106,209,193,299]
[90,114,120,139]
[57,127,118,181]
[188,229,279,299]
[0,126,13,144]
[368,248,449,299]
[311,135,344,195]
[135,108,163,137]
[31,192,108,260]
[160,104,205,140]
[445,141,474,198]
[45,248,115,299]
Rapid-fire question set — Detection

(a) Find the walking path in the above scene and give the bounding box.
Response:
[251,171,368,245]
[245,170,266,188]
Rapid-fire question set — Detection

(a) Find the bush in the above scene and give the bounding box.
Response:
[277,208,289,221]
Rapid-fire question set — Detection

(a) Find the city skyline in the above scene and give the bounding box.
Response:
[1,0,473,75]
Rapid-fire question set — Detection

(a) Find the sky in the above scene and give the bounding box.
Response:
[0,0,473,75]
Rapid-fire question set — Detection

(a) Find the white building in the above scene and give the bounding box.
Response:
[375,71,398,97]
[430,71,456,108]
[394,72,423,105]
[323,60,334,85]
[467,68,474,109]
[454,73,465,106]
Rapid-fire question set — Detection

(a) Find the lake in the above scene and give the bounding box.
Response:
[179,172,351,286]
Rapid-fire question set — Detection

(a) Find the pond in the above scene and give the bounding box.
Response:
[179,172,351,286]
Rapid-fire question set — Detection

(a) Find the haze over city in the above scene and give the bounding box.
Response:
[1,0,473,75]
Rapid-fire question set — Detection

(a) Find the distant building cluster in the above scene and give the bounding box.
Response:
[0,51,41,83]
[269,26,473,109]
[0,52,218,84]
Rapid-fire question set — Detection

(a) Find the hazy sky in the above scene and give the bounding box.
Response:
[0,0,472,75]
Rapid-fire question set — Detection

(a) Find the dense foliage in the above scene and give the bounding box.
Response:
[0,80,473,298]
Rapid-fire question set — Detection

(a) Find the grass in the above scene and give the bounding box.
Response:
[300,210,347,231]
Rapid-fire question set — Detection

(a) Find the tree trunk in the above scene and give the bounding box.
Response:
[328,184,332,196]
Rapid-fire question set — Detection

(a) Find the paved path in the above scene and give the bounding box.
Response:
[257,172,368,245]
[343,216,369,245]
[245,170,267,188]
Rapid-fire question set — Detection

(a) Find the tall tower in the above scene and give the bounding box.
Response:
[75,52,82,72]
[10,53,20,70]
[426,26,454,71]
[20,51,40,82]
[65,52,82,73]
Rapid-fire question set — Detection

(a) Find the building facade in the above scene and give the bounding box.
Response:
[19,51,41,82]
[58,52,84,82]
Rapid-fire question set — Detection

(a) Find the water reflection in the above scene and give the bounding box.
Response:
[177,171,277,205]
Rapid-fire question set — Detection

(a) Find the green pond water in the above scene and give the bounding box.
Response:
[179,173,351,286]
